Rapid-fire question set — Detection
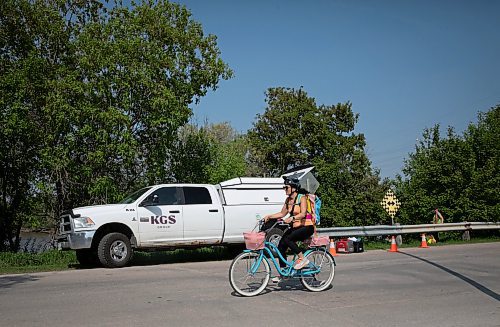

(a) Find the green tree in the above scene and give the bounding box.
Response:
[465,105,500,221]
[0,0,78,251]
[248,87,387,227]
[45,0,232,207]
[396,105,499,224]
[396,126,475,224]
[170,124,213,183]
[0,0,232,251]
[205,122,248,184]
[170,122,248,184]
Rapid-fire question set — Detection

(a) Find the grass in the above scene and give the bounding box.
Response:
[0,250,78,274]
[0,246,241,275]
[1,234,499,275]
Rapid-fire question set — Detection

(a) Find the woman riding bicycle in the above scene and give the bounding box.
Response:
[263,177,314,278]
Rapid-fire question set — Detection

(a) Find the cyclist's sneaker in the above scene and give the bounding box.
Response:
[293,257,310,270]
[271,276,282,283]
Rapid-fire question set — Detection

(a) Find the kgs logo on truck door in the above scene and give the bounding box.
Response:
[141,215,177,229]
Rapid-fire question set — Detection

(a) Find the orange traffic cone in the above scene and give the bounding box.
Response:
[388,235,398,252]
[419,233,429,248]
[329,239,337,256]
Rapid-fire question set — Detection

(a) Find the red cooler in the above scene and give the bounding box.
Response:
[336,239,354,253]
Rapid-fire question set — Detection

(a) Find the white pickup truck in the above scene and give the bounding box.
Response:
[57,177,286,268]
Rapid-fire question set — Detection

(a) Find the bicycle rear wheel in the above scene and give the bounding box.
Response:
[229,251,270,297]
[300,250,335,292]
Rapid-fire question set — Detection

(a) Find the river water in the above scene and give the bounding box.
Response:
[18,231,56,253]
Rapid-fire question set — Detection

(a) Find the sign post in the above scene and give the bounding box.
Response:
[380,189,401,225]
[380,189,402,245]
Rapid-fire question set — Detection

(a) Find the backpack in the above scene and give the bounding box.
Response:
[313,195,322,225]
[297,194,322,226]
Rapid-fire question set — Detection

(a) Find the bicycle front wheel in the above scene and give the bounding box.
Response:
[229,251,270,297]
[300,250,335,292]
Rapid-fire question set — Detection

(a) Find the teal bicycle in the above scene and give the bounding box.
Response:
[229,230,335,297]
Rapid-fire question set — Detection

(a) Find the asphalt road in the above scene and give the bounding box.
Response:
[1,243,499,327]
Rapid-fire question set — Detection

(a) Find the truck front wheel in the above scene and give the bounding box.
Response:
[97,232,133,268]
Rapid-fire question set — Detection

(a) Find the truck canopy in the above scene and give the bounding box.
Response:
[219,177,283,188]
[218,177,284,206]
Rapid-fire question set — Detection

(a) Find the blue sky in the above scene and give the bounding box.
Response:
[171,0,500,179]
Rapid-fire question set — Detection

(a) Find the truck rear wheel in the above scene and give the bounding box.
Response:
[97,232,133,268]
[265,228,284,257]
[265,228,284,248]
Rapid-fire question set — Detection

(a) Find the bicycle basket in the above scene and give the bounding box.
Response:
[243,232,266,250]
[307,235,329,247]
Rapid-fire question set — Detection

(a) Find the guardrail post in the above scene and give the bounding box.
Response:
[395,223,402,246]
[462,223,471,241]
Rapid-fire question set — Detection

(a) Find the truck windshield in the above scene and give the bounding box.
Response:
[119,187,152,204]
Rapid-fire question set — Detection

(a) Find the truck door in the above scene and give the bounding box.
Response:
[181,186,223,242]
[137,186,183,244]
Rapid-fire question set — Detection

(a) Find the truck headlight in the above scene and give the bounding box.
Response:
[73,217,95,229]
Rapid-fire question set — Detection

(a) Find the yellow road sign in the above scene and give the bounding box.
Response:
[380,189,401,218]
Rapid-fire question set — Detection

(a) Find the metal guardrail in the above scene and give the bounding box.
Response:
[317,222,500,238]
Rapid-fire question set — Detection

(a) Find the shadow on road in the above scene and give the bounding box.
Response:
[399,251,499,302]
[230,278,334,297]
[65,246,238,270]
[0,275,40,289]
[130,246,237,267]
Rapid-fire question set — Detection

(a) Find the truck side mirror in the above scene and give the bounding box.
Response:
[140,194,159,207]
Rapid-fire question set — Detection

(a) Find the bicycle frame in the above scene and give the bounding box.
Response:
[244,241,330,278]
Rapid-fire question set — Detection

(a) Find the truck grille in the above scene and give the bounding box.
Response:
[60,214,73,233]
